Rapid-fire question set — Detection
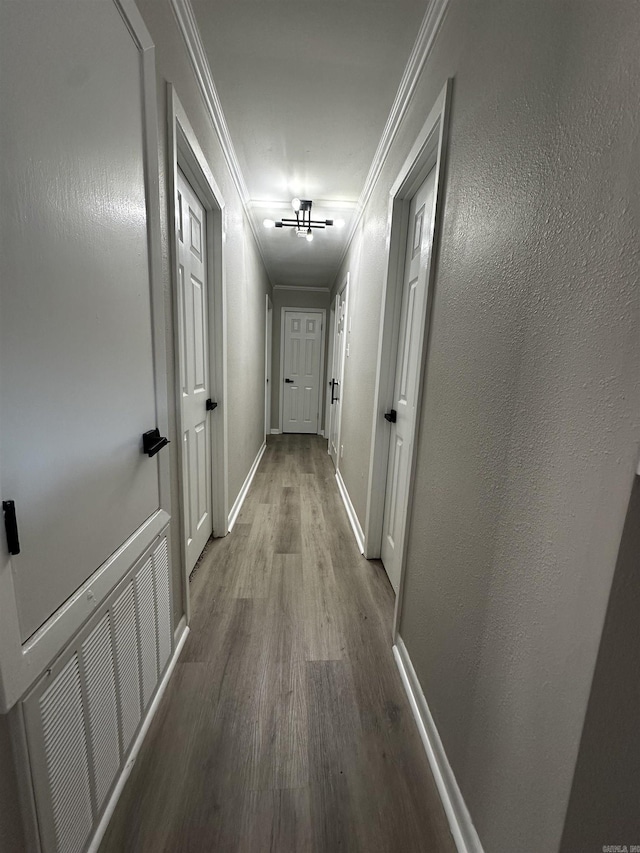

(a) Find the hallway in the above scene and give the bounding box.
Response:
[99,435,454,852]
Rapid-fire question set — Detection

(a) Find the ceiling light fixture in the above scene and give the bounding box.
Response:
[264,199,333,241]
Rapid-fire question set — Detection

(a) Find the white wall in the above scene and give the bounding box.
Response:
[135,0,272,619]
[334,0,640,850]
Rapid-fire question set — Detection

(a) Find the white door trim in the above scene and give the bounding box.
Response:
[168,85,228,625]
[264,294,273,439]
[363,79,453,640]
[325,299,336,446]
[278,307,326,435]
[328,272,350,470]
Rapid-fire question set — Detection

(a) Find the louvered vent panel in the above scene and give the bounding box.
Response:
[24,534,171,853]
[153,537,172,672]
[39,656,93,853]
[80,614,120,811]
[135,557,158,709]
[111,582,141,755]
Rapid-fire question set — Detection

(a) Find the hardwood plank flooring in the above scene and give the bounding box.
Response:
[99,434,455,853]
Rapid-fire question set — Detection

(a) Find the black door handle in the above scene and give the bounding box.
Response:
[2,501,20,555]
[330,379,338,404]
[206,399,217,411]
[142,428,170,457]
[284,378,294,383]
[384,409,397,423]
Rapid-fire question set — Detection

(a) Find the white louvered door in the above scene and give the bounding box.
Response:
[23,535,173,853]
[381,167,436,594]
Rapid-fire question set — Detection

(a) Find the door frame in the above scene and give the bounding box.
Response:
[278,307,327,435]
[325,298,336,443]
[264,294,273,439]
[363,79,452,639]
[328,272,349,469]
[168,85,228,625]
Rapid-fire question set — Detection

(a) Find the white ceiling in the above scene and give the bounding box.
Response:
[190,0,430,289]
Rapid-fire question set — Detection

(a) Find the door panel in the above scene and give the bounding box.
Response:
[282,311,322,434]
[381,168,436,593]
[176,171,213,573]
[1,0,165,641]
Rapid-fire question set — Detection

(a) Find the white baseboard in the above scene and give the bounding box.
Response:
[270,428,281,435]
[227,441,266,532]
[335,469,365,554]
[87,623,190,853]
[173,613,187,644]
[393,636,484,853]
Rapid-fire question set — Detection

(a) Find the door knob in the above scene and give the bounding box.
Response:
[206,398,217,411]
[284,378,294,383]
[384,409,397,423]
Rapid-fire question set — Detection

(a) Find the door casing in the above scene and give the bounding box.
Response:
[265,294,273,439]
[328,273,349,470]
[363,79,453,639]
[168,86,228,626]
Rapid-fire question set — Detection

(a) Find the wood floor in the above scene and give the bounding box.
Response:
[99,435,454,853]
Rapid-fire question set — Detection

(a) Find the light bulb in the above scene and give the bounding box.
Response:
[306,229,313,242]
[335,218,345,229]
[263,218,275,228]
[292,197,301,212]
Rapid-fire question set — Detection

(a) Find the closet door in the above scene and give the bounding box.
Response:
[0,0,170,708]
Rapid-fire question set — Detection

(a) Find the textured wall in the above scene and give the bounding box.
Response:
[271,289,331,433]
[334,0,640,850]
[134,0,272,621]
[560,476,640,852]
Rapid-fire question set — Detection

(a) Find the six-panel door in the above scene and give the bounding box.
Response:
[176,170,213,574]
[282,311,323,434]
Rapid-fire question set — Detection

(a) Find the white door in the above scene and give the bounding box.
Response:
[0,0,169,645]
[329,281,348,468]
[381,167,436,593]
[282,310,323,434]
[176,170,213,574]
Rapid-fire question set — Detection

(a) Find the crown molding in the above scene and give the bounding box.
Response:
[334,0,450,283]
[171,0,449,294]
[273,285,330,293]
[247,198,358,212]
[170,0,275,286]
[170,0,248,203]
